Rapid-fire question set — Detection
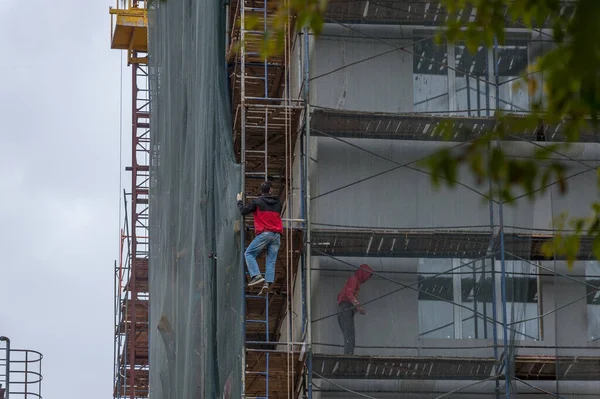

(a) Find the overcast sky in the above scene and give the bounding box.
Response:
[0,0,130,397]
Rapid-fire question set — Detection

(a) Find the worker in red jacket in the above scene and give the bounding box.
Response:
[336,264,373,355]
[237,181,284,293]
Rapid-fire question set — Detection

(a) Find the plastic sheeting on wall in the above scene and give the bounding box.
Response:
[148,0,243,397]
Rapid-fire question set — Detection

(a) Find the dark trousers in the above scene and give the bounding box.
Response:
[336,301,355,355]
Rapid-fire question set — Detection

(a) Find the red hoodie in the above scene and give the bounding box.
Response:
[237,195,284,235]
[337,264,373,305]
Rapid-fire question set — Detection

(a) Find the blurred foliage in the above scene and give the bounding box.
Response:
[230,0,600,266]
[430,0,600,267]
[229,0,327,61]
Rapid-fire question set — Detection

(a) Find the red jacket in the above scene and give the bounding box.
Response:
[337,264,373,305]
[238,195,283,235]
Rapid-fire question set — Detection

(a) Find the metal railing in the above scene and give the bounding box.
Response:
[108,0,148,65]
[0,338,43,399]
[113,0,147,10]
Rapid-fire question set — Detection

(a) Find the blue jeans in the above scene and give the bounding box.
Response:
[245,232,281,284]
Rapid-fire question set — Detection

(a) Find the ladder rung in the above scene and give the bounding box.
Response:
[246,371,269,375]
[245,96,278,101]
[246,172,267,176]
[246,295,267,299]
[246,7,266,11]
[246,340,285,345]
[244,30,267,34]
[244,125,288,130]
[244,102,305,108]
[236,61,281,68]
[246,319,267,324]
[246,150,266,153]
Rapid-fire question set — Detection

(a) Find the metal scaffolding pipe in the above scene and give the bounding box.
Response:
[0,336,9,399]
[239,0,247,395]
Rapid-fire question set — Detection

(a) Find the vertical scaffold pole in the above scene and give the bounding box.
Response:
[129,63,138,399]
[266,291,270,398]
[240,0,247,396]
[485,40,501,398]
[493,36,511,399]
[1,336,10,399]
[488,151,500,399]
[302,24,313,399]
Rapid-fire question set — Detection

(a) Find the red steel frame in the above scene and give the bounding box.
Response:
[116,55,150,399]
[110,0,150,395]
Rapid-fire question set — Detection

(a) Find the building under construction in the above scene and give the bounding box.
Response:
[109,0,600,397]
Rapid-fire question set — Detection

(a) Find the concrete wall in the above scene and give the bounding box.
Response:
[310,24,414,113]
[312,137,600,231]
[312,138,489,229]
[308,25,539,115]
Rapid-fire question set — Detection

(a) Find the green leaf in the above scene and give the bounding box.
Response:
[488,147,505,180]
[245,15,260,30]
[593,234,600,261]
[564,235,580,268]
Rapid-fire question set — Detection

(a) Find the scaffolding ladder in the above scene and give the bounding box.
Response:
[234,0,303,396]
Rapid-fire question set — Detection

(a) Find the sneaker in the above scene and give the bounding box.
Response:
[248,274,265,286]
[259,283,271,296]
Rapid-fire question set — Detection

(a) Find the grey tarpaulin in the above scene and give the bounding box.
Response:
[148,0,243,397]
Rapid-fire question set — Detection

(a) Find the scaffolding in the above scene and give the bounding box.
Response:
[228,0,600,398]
[109,1,150,398]
[228,0,306,396]
[111,0,600,397]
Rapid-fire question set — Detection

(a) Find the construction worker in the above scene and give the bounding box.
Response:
[237,181,283,293]
[336,264,373,355]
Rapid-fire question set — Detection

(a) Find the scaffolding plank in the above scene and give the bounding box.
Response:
[311,229,596,260]
[310,108,599,143]
[312,354,497,380]
[312,354,600,382]
[324,0,576,28]
[312,229,492,258]
[515,356,600,381]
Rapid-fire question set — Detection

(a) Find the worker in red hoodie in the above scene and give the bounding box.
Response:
[237,181,284,293]
[336,264,373,355]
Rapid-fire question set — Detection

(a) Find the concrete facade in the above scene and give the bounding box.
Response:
[281,21,600,397]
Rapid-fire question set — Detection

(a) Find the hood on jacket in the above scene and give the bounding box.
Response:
[355,264,373,283]
[259,195,281,205]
